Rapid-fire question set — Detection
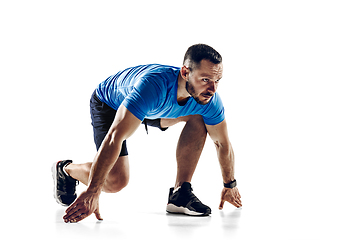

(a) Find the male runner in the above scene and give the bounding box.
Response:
[52,44,242,223]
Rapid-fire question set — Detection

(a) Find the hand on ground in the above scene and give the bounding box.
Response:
[219,187,242,209]
[63,191,103,223]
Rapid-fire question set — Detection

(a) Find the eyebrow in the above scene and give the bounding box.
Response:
[200,73,222,81]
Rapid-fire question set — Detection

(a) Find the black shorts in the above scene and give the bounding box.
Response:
[90,90,167,157]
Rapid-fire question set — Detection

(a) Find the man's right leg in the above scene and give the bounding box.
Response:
[52,155,130,206]
[65,155,130,193]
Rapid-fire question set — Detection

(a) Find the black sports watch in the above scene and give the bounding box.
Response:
[224,179,237,188]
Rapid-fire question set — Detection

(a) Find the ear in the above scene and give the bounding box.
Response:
[180,66,190,81]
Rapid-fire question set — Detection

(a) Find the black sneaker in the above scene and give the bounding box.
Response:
[166,182,211,216]
[51,160,78,206]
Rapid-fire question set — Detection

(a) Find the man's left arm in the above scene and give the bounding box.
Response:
[206,119,242,209]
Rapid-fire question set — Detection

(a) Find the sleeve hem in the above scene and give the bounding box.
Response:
[122,101,145,122]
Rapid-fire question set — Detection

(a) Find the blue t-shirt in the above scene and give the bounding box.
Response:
[96,64,225,125]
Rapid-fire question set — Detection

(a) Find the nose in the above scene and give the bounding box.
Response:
[207,81,216,93]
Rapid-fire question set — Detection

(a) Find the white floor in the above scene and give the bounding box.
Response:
[5,177,360,240]
[3,126,360,240]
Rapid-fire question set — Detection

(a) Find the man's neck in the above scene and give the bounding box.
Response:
[177,72,190,104]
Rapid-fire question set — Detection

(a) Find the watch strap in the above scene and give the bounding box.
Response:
[224,179,237,188]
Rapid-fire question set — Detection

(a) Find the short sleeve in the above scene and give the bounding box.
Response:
[202,93,225,125]
[122,78,165,121]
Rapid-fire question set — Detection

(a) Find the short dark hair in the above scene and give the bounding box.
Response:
[183,44,222,71]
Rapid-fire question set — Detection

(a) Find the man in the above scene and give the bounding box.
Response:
[52,44,242,223]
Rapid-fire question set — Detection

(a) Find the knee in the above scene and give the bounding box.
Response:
[103,174,129,193]
[187,115,207,132]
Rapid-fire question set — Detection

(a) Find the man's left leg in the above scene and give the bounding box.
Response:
[161,115,211,216]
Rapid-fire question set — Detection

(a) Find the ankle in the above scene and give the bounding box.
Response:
[63,163,72,176]
[175,181,191,189]
[174,181,183,189]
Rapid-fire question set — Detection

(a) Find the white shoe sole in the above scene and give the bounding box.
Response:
[166,204,208,216]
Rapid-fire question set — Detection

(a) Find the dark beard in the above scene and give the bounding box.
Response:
[185,81,210,105]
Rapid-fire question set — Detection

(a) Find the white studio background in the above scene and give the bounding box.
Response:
[1,1,359,239]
